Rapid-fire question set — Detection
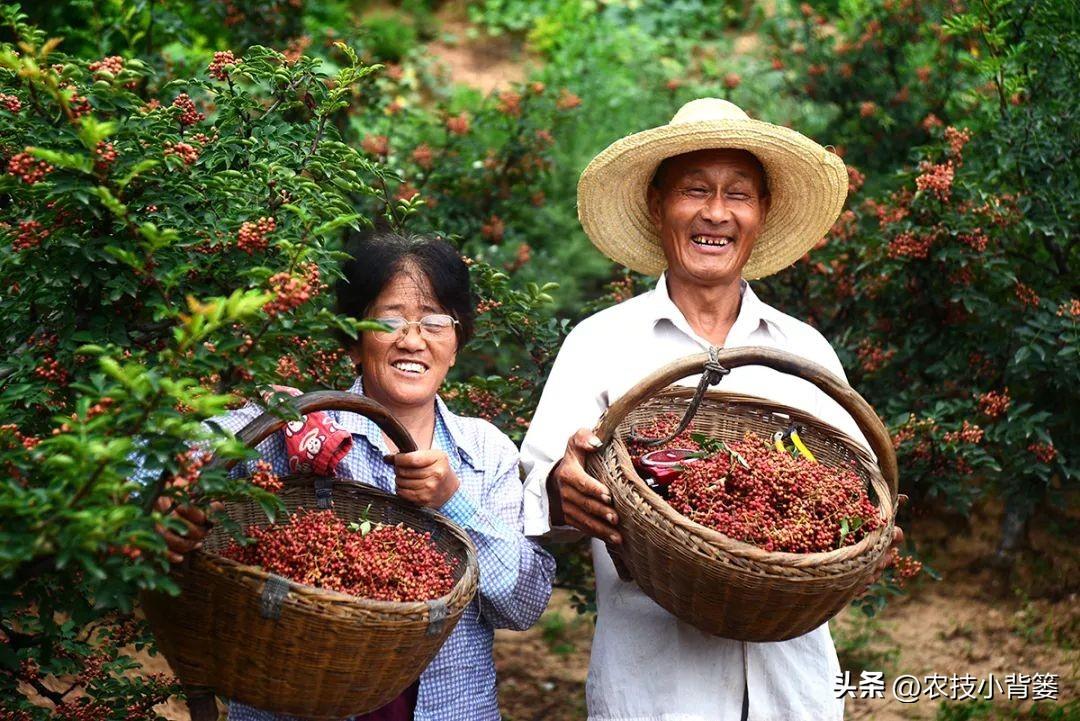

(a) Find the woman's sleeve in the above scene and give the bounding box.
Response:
[437,429,556,631]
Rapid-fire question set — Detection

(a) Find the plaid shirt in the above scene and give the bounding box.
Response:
[218,378,555,721]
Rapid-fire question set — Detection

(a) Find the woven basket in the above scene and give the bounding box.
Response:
[141,391,479,720]
[585,347,898,643]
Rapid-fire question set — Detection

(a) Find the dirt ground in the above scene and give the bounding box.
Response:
[492,503,1079,721]
[423,1,533,94]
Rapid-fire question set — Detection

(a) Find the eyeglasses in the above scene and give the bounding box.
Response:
[369,314,459,342]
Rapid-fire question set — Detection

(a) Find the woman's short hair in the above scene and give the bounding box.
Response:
[336,229,476,346]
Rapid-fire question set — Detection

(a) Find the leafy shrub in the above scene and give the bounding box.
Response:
[757,1,1078,529]
[0,3,565,715]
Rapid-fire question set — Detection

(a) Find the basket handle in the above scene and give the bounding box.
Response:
[231,389,417,459]
[594,346,898,503]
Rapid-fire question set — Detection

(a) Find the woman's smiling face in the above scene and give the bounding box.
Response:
[647,148,771,288]
[352,266,458,414]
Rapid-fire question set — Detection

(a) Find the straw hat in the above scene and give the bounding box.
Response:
[577,98,848,279]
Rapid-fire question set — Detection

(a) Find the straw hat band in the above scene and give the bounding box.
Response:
[577,99,848,279]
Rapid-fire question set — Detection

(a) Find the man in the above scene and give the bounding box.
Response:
[520,98,903,721]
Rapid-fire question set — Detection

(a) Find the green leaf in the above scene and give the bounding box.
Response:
[28,146,92,174]
[138,223,180,250]
[118,159,160,189]
[91,186,128,217]
[76,117,117,150]
[313,213,363,237]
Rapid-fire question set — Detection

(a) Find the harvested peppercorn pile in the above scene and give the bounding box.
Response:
[221,508,457,602]
[629,415,882,553]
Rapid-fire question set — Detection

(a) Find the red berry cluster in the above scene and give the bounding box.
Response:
[944,126,972,158]
[1057,299,1080,318]
[361,134,389,156]
[163,140,199,165]
[887,230,932,259]
[475,299,502,314]
[0,423,40,450]
[884,547,923,588]
[481,215,505,243]
[17,658,39,683]
[1027,441,1057,464]
[506,242,531,272]
[846,165,865,194]
[288,337,349,384]
[191,131,219,147]
[446,112,470,135]
[942,420,984,445]
[276,355,301,380]
[94,141,117,170]
[856,338,895,373]
[88,55,124,75]
[54,699,109,721]
[605,276,637,303]
[631,418,882,554]
[264,262,322,317]
[1014,281,1040,310]
[395,182,419,202]
[958,227,988,252]
[62,84,92,118]
[282,35,312,64]
[7,152,53,184]
[0,93,21,113]
[919,109,943,129]
[34,356,70,385]
[237,216,276,253]
[556,88,581,110]
[915,160,955,202]
[250,459,283,493]
[11,219,48,251]
[75,651,107,686]
[977,389,1010,419]
[170,448,209,488]
[466,387,509,422]
[220,508,457,602]
[627,414,697,453]
[497,90,522,117]
[171,93,204,126]
[209,50,239,80]
[411,143,434,169]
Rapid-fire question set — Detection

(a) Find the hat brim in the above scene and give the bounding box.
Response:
[577,119,848,279]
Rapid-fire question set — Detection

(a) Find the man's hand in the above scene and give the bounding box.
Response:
[551,429,621,544]
[390,449,461,509]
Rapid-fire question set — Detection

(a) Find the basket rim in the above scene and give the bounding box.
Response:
[605,387,896,566]
[199,477,479,613]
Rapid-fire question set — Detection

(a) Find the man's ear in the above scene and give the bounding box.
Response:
[760,193,772,222]
[646,184,664,229]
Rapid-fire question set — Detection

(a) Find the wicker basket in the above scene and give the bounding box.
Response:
[141,391,479,720]
[585,347,898,643]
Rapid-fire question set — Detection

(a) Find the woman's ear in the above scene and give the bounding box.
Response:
[346,341,363,371]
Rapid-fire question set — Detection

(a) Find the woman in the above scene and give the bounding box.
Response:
[164,231,556,720]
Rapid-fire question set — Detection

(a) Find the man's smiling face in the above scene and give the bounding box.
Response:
[647,148,771,288]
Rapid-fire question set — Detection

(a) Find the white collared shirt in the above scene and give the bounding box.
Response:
[521,273,867,721]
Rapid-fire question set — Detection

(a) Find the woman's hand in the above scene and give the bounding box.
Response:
[389,449,461,508]
[153,484,221,564]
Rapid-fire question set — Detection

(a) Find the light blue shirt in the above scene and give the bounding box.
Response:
[219,377,555,721]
